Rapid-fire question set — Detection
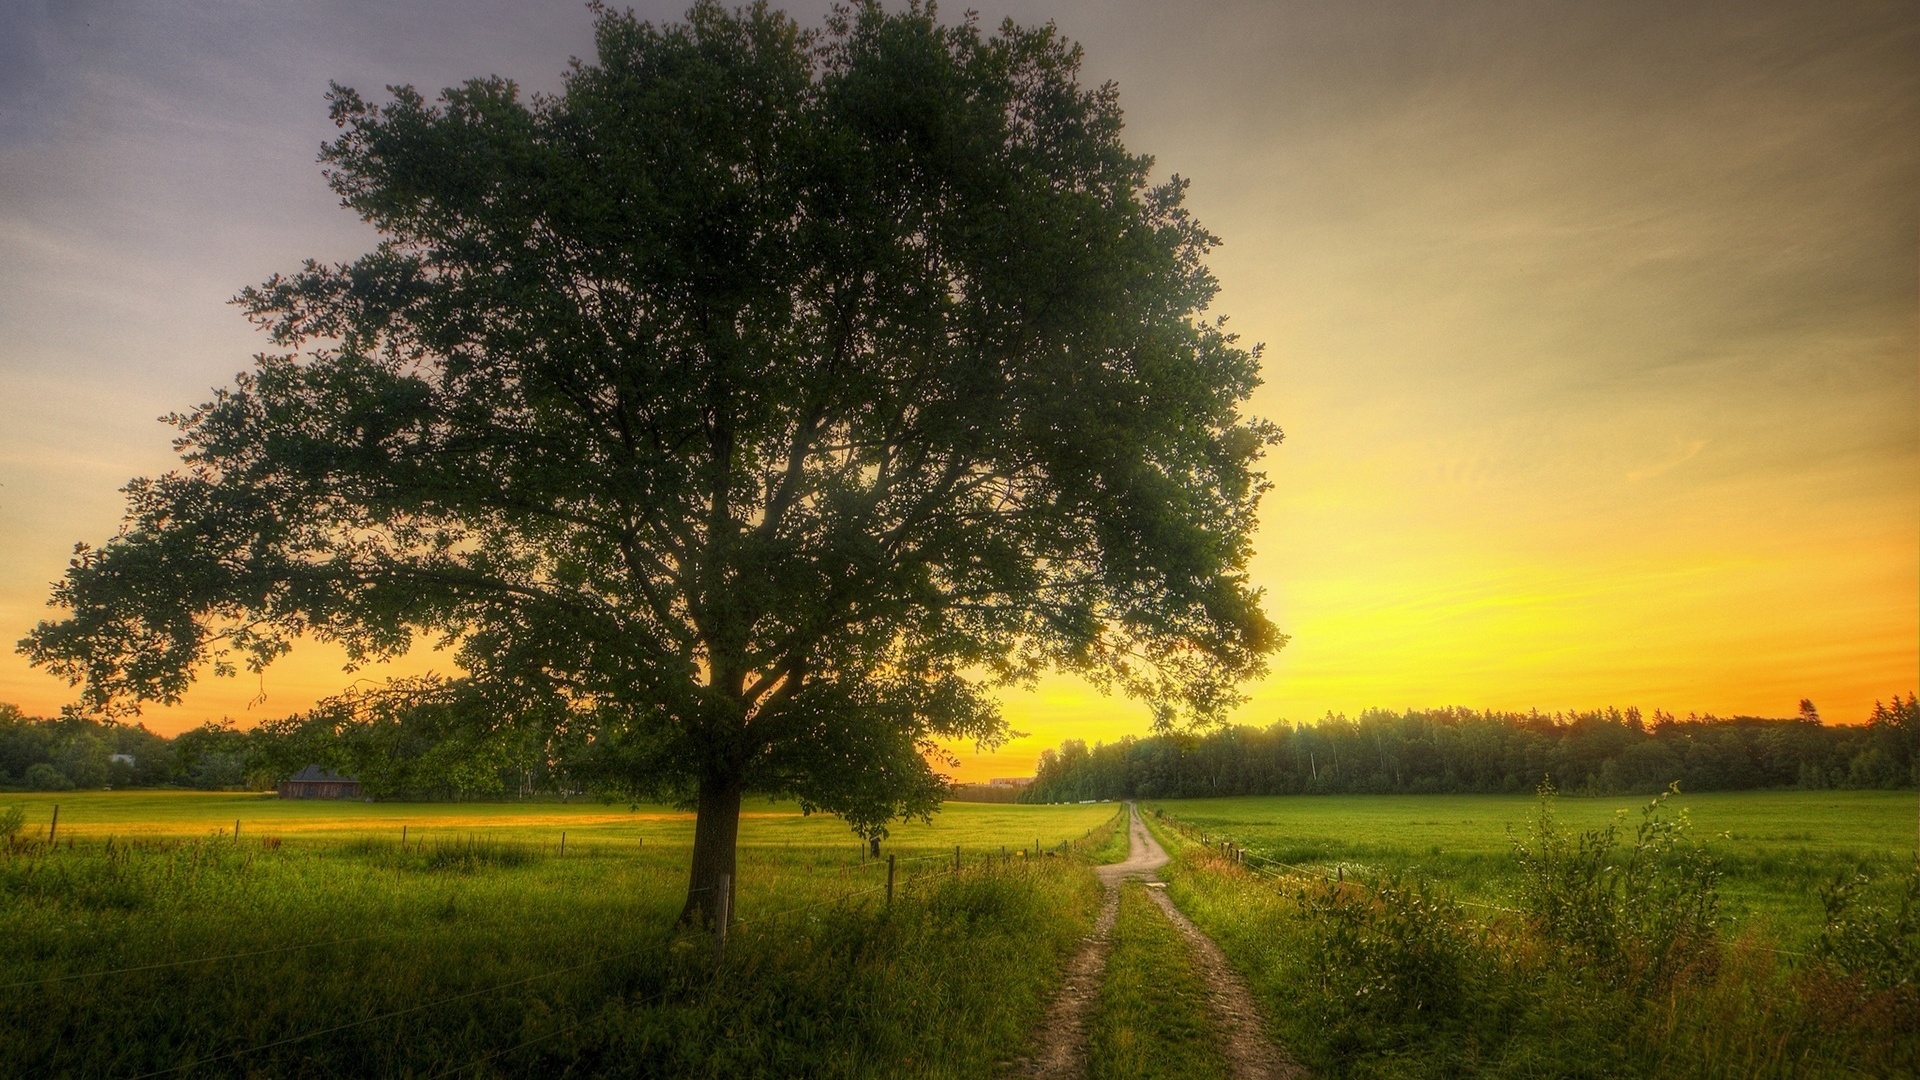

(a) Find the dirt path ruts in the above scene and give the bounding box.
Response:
[1139,891,1305,1075]
[1007,805,1304,1080]
[1010,809,1168,1078]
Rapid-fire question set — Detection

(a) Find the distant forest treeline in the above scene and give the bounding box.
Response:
[1021,698,1919,803]
[0,685,580,799]
[8,694,1917,802]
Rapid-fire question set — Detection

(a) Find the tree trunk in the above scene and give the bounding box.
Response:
[679,771,744,928]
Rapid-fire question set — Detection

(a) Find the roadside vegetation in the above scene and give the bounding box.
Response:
[0,798,1123,1078]
[1148,789,1919,1078]
[1150,789,1917,941]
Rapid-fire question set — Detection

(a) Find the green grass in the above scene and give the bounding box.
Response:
[0,794,1126,1078]
[1148,791,1918,942]
[1088,882,1230,1080]
[1143,799,1919,1079]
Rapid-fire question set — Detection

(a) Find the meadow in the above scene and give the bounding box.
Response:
[0,792,1124,1078]
[1146,790,1919,943]
[1144,791,1919,1079]
[5,789,1913,1078]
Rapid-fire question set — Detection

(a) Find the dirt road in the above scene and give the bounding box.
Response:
[1009,803,1303,1080]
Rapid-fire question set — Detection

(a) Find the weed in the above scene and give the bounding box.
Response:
[1299,874,1485,1026]
[1509,782,1720,992]
[1814,862,1919,992]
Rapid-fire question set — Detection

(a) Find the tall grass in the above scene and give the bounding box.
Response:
[0,806,1126,1077]
[1088,883,1231,1080]
[1150,793,1919,1078]
[1150,789,1915,940]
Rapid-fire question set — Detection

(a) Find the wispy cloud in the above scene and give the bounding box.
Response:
[1627,439,1709,483]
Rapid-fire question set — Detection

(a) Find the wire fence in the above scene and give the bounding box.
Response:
[0,932,392,992]
[6,804,1131,1076]
[735,804,1128,931]
[126,933,673,1080]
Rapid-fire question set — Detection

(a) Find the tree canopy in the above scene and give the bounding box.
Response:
[20,0,1281,921]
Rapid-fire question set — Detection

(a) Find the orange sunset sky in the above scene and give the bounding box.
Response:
[1,0,1914,782]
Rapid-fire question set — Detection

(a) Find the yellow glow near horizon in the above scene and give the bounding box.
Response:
[0,0,1914,785]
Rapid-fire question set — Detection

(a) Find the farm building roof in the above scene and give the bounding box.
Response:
[286,765,357,783]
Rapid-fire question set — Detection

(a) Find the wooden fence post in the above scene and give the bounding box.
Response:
[401,825,407,848]
[234,819,241,844]
[953,844,960,874]
[48,804,58,844]
[714,873,731,960]
[559,831,566,857]
[886,854,896,905]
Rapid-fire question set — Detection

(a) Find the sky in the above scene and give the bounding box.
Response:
[0,0,1914,782]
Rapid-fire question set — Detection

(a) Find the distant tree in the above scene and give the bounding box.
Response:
[18,2,1280,923]
[257,679,544,800]
[23,763,73,792]
[169,721,252,790]
[54,732,108,789]
[1021,703,1919,803]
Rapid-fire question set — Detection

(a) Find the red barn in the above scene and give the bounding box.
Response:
[277,765,362,800]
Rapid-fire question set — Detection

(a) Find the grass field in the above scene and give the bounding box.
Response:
[0,793,1124,1078]
[0,789,1120,850]
[5,790,1912,1077]
[1148,790,1919,941]
[1144,793,1920,1079]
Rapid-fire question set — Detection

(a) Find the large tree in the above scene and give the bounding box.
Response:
[21,1,1282,923]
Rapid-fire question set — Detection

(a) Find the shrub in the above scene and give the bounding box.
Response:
[1510,781,1719,992]
[1815,863,1919,993]
[23,763,74,792]
[1297,864,1489,1022]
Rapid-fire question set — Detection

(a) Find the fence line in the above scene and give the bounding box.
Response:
[117,806,1127,1076]
[127,932,675,1080]
[1150,807,1540,917]
[0,808,1132,1074]
[733,805,1128,930]
[2,806,1125,999]
[0,932,390,991]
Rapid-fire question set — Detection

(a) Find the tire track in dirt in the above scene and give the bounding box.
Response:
[1007,804,1304,1080]
[1008,806,1166,1078]
[1141,884,1305,1079]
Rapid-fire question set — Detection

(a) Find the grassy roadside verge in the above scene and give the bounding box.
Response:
[1084,804,1132,865]
[1087,881,1231,1080]
[1141,805,1919,1079]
